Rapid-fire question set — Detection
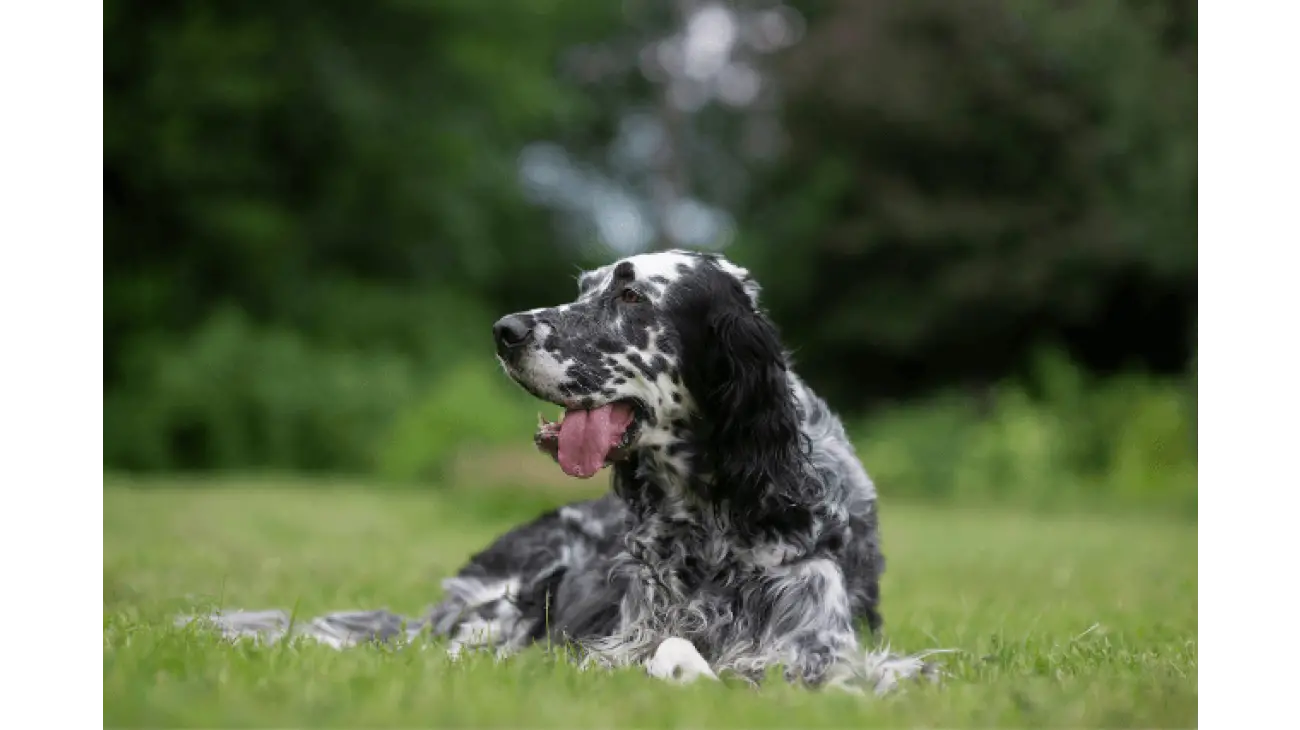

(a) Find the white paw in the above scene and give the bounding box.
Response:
[860,647,948,695]
[646,637,719,684]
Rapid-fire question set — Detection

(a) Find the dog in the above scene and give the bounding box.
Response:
[186,250,939,693]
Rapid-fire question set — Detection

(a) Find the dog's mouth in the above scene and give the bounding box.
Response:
[534,400,642,479]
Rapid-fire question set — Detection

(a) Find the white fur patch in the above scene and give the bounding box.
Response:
[577,250,701,305]
[858,647,946,695]
[645,637,719,684]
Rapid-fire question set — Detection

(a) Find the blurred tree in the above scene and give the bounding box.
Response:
[734,0,1196,409]
[516,0,807,256]
[104,0,622,386]
[102,0,1198,473]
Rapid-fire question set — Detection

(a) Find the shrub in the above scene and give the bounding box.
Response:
[854,350,1196,515]
[373,361,541,485]
[104,307,420,473]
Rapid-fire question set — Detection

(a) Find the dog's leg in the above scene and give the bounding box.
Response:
[436,576,542,661]
[719,558,937,692]
[645,637,719,684]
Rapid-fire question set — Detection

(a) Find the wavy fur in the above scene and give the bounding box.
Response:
[184,250,941,694]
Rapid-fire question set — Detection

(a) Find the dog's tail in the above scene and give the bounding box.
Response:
[175,574,542,651]
[175,608,428,649]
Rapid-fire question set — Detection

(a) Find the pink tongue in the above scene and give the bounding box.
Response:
[556,403,634,478]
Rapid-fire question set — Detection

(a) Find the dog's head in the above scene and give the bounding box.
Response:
[493,250,800,487]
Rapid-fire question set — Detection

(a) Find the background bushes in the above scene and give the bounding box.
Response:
[104,0,1196,514]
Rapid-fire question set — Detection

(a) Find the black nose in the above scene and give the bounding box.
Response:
[493,314,534,357]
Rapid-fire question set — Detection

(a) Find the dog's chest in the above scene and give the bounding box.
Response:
[626,509,772,592]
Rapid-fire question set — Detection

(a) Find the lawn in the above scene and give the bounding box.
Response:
[104,475,1197,728]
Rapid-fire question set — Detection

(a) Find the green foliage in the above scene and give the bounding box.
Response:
[105,308,421,472]
[103,0,630,477]
[104,299,545,481]
[103,0,1197,506]
[104,301,1195,515]
[374,362,541,485]
[105,0,622,383]
[856,351,1196,515]
[739,0,1196,406]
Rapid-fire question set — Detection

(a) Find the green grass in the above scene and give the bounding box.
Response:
[104,476,1197,728]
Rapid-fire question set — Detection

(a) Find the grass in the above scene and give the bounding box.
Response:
[104,475,1197,728]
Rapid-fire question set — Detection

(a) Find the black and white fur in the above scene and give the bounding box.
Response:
[185,250,940,693]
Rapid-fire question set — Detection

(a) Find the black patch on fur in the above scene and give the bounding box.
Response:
[625,352,668,380]
[618,315,652,350]
[666,262,816,535]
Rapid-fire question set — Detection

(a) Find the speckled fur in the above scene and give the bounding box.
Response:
[184,250,941,694]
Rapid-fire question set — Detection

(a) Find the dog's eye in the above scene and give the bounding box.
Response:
[619,288,643,304]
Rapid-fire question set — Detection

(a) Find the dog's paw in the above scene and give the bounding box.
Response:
[859,647,954,695]
[646,637,720,684]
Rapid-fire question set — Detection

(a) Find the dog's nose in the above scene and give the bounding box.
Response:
[493,315,534,357]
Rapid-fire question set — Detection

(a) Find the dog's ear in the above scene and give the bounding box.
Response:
[675,266,804,507]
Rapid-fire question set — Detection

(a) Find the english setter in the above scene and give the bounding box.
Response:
[188,250,940,693]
